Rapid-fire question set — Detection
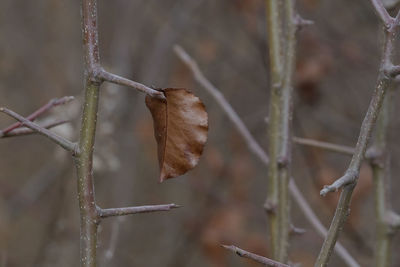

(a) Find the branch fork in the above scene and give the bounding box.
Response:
[0,106,77,154]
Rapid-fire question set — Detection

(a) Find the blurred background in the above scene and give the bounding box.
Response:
[1,0,400,266]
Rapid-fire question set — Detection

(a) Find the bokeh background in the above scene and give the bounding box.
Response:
[1,0,400,266]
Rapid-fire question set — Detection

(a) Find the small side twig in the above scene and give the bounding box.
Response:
[0,96,74,134]
[98,204,180,218]
[320,170,358,196]
[222,245,290,267]
[0,107,77,153]
[292,137,355,156]
[1,120,69,138]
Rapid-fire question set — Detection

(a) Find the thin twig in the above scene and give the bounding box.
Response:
[0,96,74,134]
[98,204,180,218]
[222,245,290,267]
[98,69,165,99]
[174,45,359,267]
[0,108,76,153]
[293,137,354,156]
[1,120,69,138]
[315,3,397,265]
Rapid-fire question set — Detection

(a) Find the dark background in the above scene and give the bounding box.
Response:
[0,0,399,266]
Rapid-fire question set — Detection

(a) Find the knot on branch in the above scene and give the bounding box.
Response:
[382,62,400,78]
[294,14,314,31]
[86,65,104,84]
[384,210,400,233]
[277,155,289,169]
[264,199,277,214]
[289,224,306,236]
[365,146,385,167]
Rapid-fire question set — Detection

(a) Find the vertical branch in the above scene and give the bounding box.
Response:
[278,0,296,262]
[315,18,397,267]
[265,0,296,262]
[369,86,393,267]
[265,0,283,260]
[76,0,101,266]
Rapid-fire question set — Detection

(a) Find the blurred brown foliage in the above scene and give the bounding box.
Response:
[0,0,400,266]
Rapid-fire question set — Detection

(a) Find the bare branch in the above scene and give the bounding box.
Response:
[175,45,359,267]
[293,137,354,156]
[0,96,74,134]
[289,181,360,267]
[370,0,393,26]
[316,19,395,266]
[98,69,165,100]
[222,245,290,267]
[1,120,69,138]
[98,204,180,218]
[0,107,77,153]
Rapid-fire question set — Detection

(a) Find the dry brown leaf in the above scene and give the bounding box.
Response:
[145,88,208,182]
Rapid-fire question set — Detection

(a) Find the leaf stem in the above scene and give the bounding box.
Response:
[98,69,165,99]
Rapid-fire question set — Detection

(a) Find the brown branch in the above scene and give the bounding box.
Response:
[222,245,290,267]
[0,107,76,153]
[293,137,354,156]
[1,120,69,138]
[78,1,181,266]
[174,45,359,267]
[98,204,180,218]
[0,96,74,134]
[78,1,102,266]
[98,69,165,99]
